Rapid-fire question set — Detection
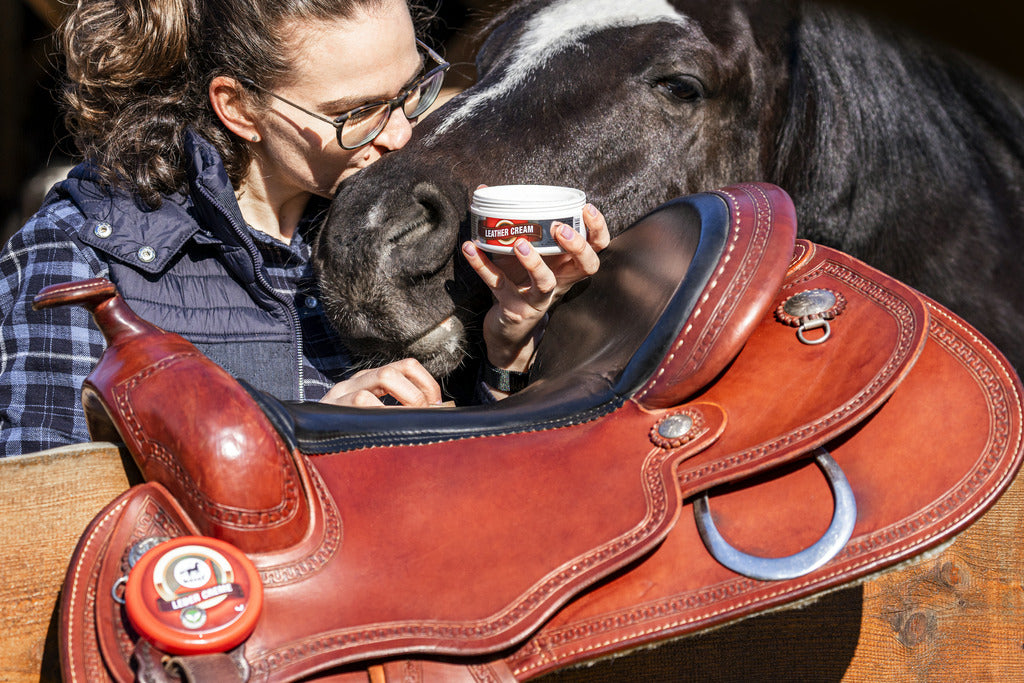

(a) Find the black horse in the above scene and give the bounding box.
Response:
[314,0,1024,379]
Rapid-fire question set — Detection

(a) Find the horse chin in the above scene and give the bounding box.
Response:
[404,315,467,377]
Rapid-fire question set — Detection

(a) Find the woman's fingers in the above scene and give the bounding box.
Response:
[582,203,611,252]
[320,358,442,407]
[510,238,557,306]
[463,240,555,311]
[552,221,600,278]
[461,241,505,291]
[460,202,611,382]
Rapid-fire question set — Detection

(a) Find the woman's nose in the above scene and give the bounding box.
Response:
[373,108,413,151]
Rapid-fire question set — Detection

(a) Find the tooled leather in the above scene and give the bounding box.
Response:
[98,495,191,678]
[239,403,727,681]
[65,497,130,683]
[98,351,312,552]
[31,277,318,555]
[503,299,1024,680]
[62,484,199,683]
[922,302,1022,499]
[252,462,342,588]
[110,354,303,531]
[370,659,518,682]
[671,241,929,498]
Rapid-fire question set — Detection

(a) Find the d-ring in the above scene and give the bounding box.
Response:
[797,319,831,345]
[693,448,857,581]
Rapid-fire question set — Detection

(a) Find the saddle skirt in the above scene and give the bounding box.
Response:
[39,183,1023,682]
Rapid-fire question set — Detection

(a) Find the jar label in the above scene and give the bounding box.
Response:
[474,215,581,252]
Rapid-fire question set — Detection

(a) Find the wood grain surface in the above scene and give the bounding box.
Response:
[0,444,138,683]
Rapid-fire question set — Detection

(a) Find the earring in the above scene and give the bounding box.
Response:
[250,134,260,143]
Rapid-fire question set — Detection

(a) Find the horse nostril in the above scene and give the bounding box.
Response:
[386,182,461,272]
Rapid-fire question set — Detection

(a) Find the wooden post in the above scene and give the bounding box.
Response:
[0,444,137,683]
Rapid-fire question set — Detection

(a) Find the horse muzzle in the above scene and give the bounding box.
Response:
[316,164,474,375]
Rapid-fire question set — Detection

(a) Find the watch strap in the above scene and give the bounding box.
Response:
[481,360,531,393]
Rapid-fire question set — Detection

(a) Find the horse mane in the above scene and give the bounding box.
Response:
[773,2,1024,283]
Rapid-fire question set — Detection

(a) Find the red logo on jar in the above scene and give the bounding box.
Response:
[480,218,543,245]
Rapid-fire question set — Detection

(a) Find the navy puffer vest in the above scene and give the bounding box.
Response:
[47,131,320,400]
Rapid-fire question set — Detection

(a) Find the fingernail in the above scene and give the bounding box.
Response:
[516,239,532,256]
[462,241,478,257]
[585,203,598,217]
[559,223,577,241]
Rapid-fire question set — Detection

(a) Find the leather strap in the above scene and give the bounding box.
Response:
[481,359,531,393]
[133,641,249,683]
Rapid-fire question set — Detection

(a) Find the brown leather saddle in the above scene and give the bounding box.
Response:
[40,183,1023,682]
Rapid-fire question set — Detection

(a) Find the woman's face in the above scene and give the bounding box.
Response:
[252,0,421,199]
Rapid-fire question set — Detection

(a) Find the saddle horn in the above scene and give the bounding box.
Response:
[33,278,314,553]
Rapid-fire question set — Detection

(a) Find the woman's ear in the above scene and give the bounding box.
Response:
[209,76,260,142]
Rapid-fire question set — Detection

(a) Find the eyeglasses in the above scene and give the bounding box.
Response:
[243,39,449,149]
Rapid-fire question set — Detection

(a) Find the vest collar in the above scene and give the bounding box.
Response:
[56,130,248,275]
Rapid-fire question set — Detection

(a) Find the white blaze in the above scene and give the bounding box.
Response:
[426,0,686,139]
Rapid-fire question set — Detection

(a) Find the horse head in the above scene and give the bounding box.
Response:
[314,0,1024,377]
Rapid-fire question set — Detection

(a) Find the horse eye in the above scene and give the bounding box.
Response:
[653,76,706,103]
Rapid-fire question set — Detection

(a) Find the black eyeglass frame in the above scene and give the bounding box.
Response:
[243,39,450,149]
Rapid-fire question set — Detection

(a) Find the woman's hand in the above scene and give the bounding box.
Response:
[320,358,443,407]
[461,202,610,382]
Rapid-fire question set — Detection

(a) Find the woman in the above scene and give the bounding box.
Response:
[0,0,608,457]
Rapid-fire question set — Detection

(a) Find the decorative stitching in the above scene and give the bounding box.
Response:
[677,256,920,485]
[66,495,131,683]
[113,352,304,529]
[635,185,773,403]
[256,464,342,586]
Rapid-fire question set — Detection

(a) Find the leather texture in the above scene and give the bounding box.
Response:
[43,183,1024,682]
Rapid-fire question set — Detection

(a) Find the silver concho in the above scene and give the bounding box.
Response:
[650,410,704,449]
[658,414,694,440]
[776,288,847,345]
[128,536,171,568]
[112,536,172,605]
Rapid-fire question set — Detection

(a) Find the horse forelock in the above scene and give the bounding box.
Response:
[426,0,691,140]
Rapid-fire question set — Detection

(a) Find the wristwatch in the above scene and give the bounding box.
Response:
[481,359,531,393]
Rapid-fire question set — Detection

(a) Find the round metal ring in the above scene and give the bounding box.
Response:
[111,575,128,605]
[693,448,857,581]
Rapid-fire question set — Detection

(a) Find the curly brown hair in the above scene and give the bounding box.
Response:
[59,0,422,208]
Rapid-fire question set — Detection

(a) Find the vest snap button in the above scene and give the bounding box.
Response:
[137,246,156,263]
[94,222,113,238]
[304,295,318,309]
